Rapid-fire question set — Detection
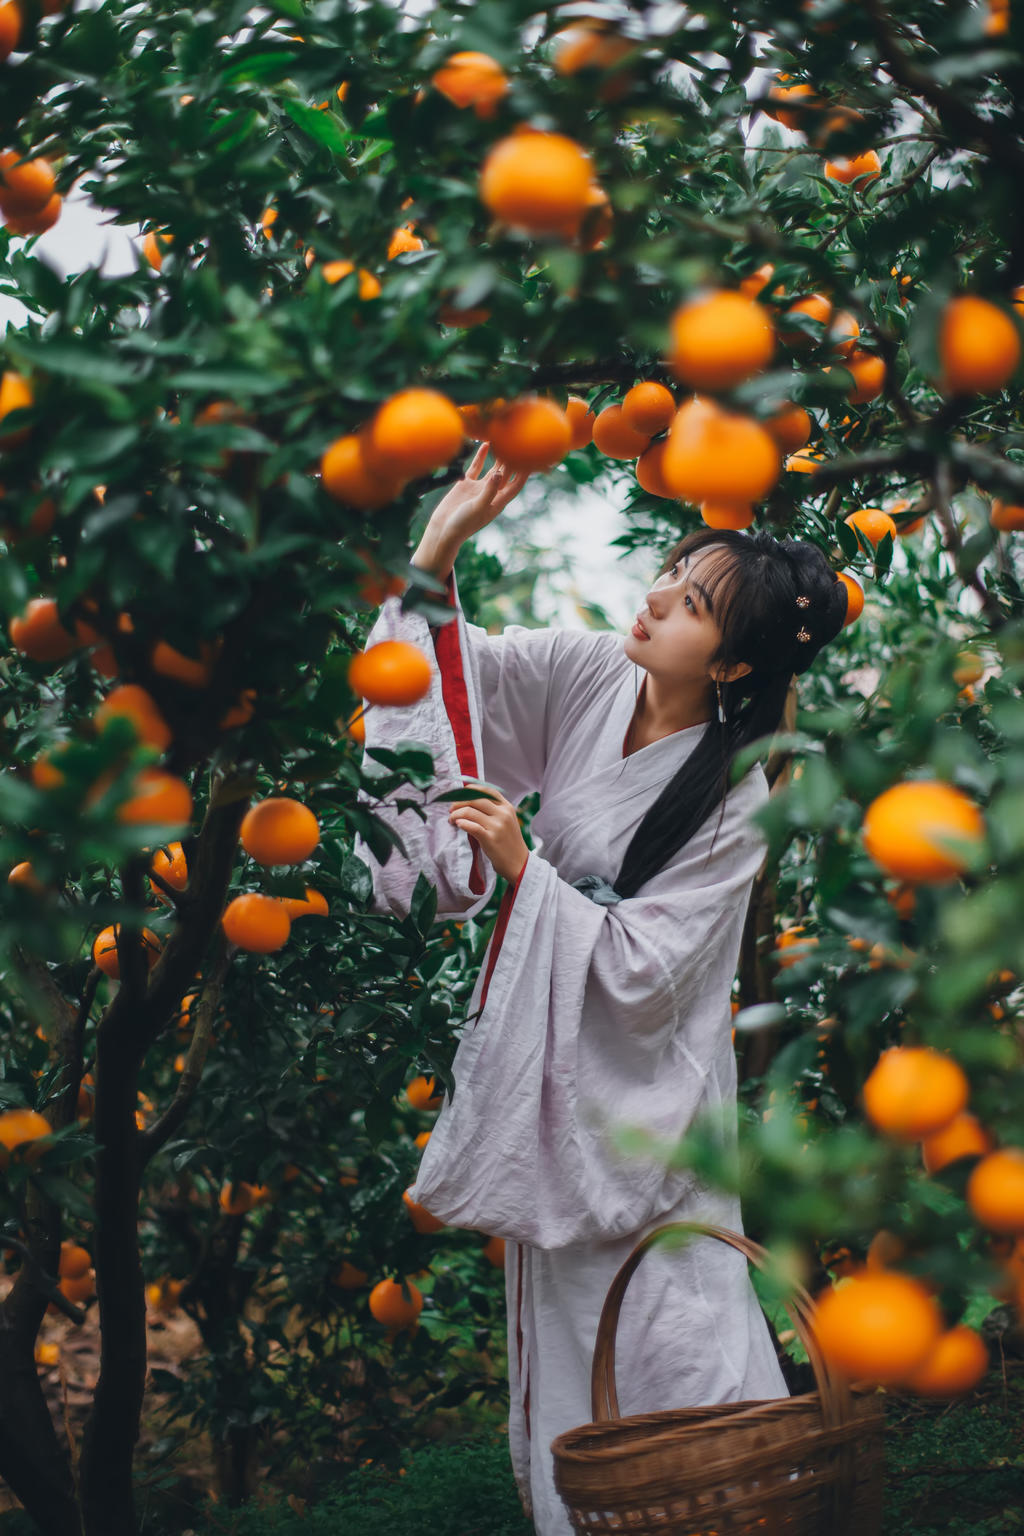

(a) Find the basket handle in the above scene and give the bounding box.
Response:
[590,1221,850,1430]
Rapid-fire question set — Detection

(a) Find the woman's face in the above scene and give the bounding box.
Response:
[623,545,740,687]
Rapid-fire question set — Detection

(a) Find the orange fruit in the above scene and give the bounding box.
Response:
[9,598,78,663]
[662,397,781,504]
[830,310,860,356]
[700,501,754,530]
[0,151,56,216]
[58,1271,95,1305]
[0,369,33,446]
[565,394,596,449]
[785,448,825,473]
[775,926,818,968]
[142,229,173,270]
[487,397,572,472]
[457,400,504,441]
[117,769,192,827]
[554,21,636,100]
[403,1189,444,1234]
[967,1148,1024,1233]
[482,1234,505,1268]
[862,780,985,883]
[862,1046,969,1141]
[845,507,897,549]
[904,1326,989,1397]
[845,350,887,404]
[621,382,675,435]
[738,263,774,300]
[219,689,257,731]
[91,924,161,979]
[320,433,404,510]
[766,404,812,453]
[414,1130,431,1150]
[991,499,1024,532]
[592,403,651,460]
[811,1271,942,1385]
[335,1261,369,1289]
[635,439,676,499]
[8,861,42,892]
[0,1108,52,1170]
[219,1181,261,1215]
[921,1112,994,1174]
[952,651,985,687]
[479,130,593,236]
[368,1277,423,1330]
[4,193,61,237]
[406,1074,443,1112]
[348,639,432,707]
[387,224,424,259]
[95,684,172,751]
[59,1242,92,1280]
[779,292,833,347]
[765,80,819,130]
[669,290,775,389]
[939,296,1021,394]
[320,261,381,299]
[222,893,291,952]
[150,637,218,688]
[35,1341,61,1367]
[279,886,329,920]
[0,3,20,61]
[837,572,864,626]
[241,797,320,866]
[431,51,508,118]
[364,389,465,481]
[150,841,188,900]
[825,150,881,185]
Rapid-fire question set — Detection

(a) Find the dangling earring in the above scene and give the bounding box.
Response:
[716,678,726,725]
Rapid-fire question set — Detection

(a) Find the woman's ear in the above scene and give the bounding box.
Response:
[712,660,753,684]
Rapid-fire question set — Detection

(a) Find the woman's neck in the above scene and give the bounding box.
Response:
[636,671,712,735]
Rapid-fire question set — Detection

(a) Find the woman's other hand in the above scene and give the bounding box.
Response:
[447,782,530,883]
[433,443,529,545]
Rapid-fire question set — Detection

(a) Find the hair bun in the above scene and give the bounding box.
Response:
[777,540,849,675]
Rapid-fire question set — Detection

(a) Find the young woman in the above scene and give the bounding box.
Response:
[353,445,849,1536]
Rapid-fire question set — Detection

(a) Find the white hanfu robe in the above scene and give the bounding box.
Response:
[353,573,789,1536]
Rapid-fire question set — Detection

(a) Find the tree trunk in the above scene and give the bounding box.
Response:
[0,1328,80,1536]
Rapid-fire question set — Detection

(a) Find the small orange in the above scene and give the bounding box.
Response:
[0,1108,53,1170]
[335,1261,369,1289]
[700,501,754,530]
[219,1181,260,1215]
[830,310,860,356]
[58,1271,95,1305]
[940,296,1021,395]
[431,51,508,118]
[149,842,188,900]
[218,689,257,730]
[837,572,864,625]
[321,433,404,510]
[364,389,465,481]
[241,797,320,866]
[142,229,173,270]
[91,924,161,979]
[0,151,56,216]
[738,263,774,299]
[403,1189,444,1234]
[845,351,887,404]
[811,1270,942,1385]
[862,780,985,883]
[406,1074,443,1111]
[9,598,78,663]
[766,404,812,453]
[621,382,675,436]
[0,2,21,62]
[5,193,61,237]
[479,130,593,236]
[669,290,775,390]
[117,769,193,828]
[320,261,381,299]
[765,80,819,131]
[348,639,433,707]
[95,684,172,751]
[59,1242,92,1280]
[222,893,291,952]
[824,150,881,185]
[414,1130,431,1150]
[387,225,424,259]
[635,439,676,499]
[8,861,43,892]
[487,396,572,473]
[278,886,329,919]
[845,507,897,549]
[952,651,985,687]
[565,395,596,449]
[862,1046,969,1141]
[785,448,825,473]
[368,1276,423,1330]
[991,499,1024,532]
[592,404,651,460]
[775,926,818,968]
[921,1112,994,1174]
[967,1147,1024,1233]
[662,397,781,504]
[904,1326,989,1397]
[554,21,636,101]
[0,369,33,446]
[779,292,832,347]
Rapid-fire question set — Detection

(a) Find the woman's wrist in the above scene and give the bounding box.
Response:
[410,520,462,583]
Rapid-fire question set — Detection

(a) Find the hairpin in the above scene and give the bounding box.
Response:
[795,594,811,608]
[796,626,812,643]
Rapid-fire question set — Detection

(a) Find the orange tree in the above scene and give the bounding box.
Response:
[4,0,1024,1530]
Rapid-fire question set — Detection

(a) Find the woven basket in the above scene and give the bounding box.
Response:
[550,1222,884,1536]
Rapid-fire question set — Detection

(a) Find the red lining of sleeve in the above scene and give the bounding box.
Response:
[477,856,529,1016]
[432,573,485,895]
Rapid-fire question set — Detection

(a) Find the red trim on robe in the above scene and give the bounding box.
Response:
[478,856,528,1016]
[431,573,485,895]
[516,1241,531,1441]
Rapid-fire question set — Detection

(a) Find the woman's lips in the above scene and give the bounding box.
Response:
[631,619,650,639]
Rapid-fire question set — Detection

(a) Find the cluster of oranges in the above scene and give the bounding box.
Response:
[0,147,62,238]
[222,797,326,954]
[763,77,882,188]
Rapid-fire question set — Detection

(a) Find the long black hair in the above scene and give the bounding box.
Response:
[612,527,848,900]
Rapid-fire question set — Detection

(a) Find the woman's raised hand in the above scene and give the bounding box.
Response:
[431,443,529,545]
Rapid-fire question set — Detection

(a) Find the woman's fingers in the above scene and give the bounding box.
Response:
[464,441,490,480]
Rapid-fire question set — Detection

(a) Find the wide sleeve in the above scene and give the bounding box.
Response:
[351,570,606,921]
[408,771,769,1249]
